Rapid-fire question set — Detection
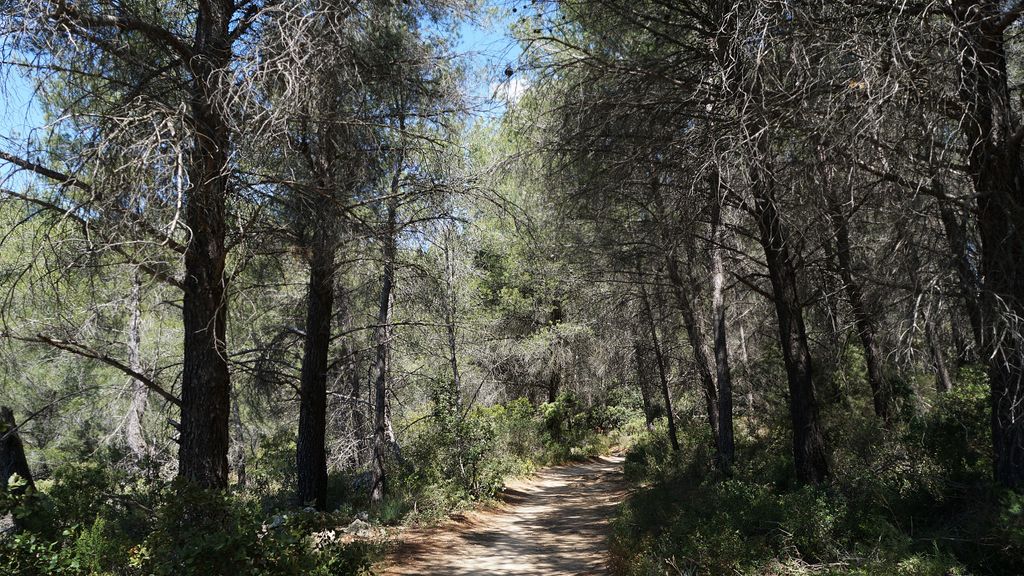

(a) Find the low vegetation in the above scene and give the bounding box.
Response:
[610,366,1024,576]
[0,393,633,575]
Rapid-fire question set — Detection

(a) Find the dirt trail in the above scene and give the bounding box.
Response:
[379,455,628,576]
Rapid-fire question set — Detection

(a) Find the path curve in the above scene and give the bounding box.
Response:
[379,455,627,575]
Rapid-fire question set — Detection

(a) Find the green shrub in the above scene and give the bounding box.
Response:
[610,420,1024,576]
[919,374,991,479]
[72,515,133,574]
[47,463,115,529]
[0,530,79,576]
[144,482,261,575]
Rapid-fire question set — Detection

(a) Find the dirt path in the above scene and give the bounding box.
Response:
[378,455,628,576]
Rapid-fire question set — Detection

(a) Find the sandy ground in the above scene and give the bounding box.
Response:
[378,455,628,576]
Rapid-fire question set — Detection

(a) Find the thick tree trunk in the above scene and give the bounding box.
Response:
[0,407,34,496]
[710,195,735,472]
[827,200,892,422]
[665,255,719,448]
[178,0,233,489]
[370,195,398,503]
[953,5,1024,491]
[297,231,335,510]
[125,272,149,461]
[752,181,829,484]
[640,280,679,451]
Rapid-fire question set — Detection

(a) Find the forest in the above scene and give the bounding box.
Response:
[0,0,1023,574]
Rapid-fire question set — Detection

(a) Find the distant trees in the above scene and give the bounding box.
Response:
[515,0,1024,490]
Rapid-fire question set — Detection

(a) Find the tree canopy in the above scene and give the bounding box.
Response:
[1,1,1023,574]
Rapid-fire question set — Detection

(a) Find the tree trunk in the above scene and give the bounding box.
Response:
[230,389,247,488]
[640,280,679,451]
[548,300,563,403]
[938,202,983,360]
[349,350,366,467]
[297,229,335,510]
[444,232,462,397]
[752,175,829,484]
[926,306,954,395]
[178,0,234,489]
[827,199,892,423]
[953,4,1024,491]
[665,255,719,448]
[125,272,149,462]
[0,407,34,496]
[710,193,735,472]
[634,342,656,431]
[370,194,398,503]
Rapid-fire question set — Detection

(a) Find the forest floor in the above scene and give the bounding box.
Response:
[378,455,628,575]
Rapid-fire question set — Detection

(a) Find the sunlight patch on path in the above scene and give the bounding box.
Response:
[380,455,628,576]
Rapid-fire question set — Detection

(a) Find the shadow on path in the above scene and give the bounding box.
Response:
[379,455,628,576]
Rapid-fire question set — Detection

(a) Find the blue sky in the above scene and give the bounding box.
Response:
[453,0,523,115]
[1,70,43,144]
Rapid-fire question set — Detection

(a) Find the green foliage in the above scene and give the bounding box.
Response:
[46,463,118,532]
[73,516,131,574]
[610,393,1023,576]
[246,430,300,509]
[918,369,991,479]
[610,412,1019,573]
[379,393,632,526]
[0,474,381,576]
[144,483,258,575]
[0,394,627,576]
[538,392,621,463]
[0,530,80,576]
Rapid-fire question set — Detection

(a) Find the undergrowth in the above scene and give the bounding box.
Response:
[610,369,1024,576]
[0,392,637,575]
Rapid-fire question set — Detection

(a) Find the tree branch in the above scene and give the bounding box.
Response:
[0,150,187,255]
[50,2,194,62]
[14,333,181,408]
[1,187,185,290]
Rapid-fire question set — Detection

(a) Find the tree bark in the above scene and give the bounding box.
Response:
[640,279,679,451]
[938,202,983,361]
[444,233,462,397]
[178,0,234,489]
[548,300,563,403]
[297,229,335,510]
[751,165,829,484]
[0,407,34,496]
[952,3,1024,491]
[634,342,657,431]
[230,388,247,488]
[350,350,366,467]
